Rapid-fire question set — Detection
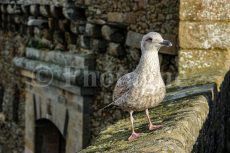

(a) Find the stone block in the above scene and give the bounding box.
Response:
[107,42,125,57]
[125,31,143,49]
[179,49,229,76]
[107,12,137,24]
[108,12,125,23]
[0,4,7,13]
[30,5,40,16]
[40,5,50,17]
[180,0,230,20]
[85,23,101,38]
[180,22,230,49]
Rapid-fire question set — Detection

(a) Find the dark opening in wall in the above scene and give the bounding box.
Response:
[0,86,4,112]
[35,119,66,153]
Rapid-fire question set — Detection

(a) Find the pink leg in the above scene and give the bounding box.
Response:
[145,109,163,131]
[128,111,142,141]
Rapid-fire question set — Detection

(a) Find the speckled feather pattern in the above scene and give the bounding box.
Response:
[113,50,166,112]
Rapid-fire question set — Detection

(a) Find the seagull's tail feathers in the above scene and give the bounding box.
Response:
[98,102,115,112]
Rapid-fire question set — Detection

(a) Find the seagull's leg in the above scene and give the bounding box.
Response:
[128,111,141,141]
[145,109,163,131]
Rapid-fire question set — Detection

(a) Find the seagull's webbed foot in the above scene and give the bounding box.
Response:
[149,124,163,131]
[145,109,163,131]
[128,132,142,141]
[128,111,142,141]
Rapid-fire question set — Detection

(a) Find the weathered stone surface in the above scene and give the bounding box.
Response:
[24,81,88,152]
[25,48,95,69]
[107,12,136,24]
[85,23,101,38]
[30,5,40,16]
[125,31,143,49]
[13,57,97,86]
[179,22,230,49]
[39,5,50,17]
[180,0,230,21]
[107,42,125,57]
[81,96,209,153]
[179,49,230,76]
[107,12,127,23]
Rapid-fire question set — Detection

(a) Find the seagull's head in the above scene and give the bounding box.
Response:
[141,32,172,52]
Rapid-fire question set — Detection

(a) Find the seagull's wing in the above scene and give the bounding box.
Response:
[113,72,135,102]
[99,72,135,111]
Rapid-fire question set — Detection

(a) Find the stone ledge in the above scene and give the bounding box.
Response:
[81,95,209,153]
[13,57,99,86]
[25,48,96,70]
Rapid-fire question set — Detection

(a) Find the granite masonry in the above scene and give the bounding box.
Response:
[0,0,229,153]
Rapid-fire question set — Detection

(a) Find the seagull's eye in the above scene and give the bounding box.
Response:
[146,37,152,42]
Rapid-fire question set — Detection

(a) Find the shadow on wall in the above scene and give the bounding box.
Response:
[191,69,230,153]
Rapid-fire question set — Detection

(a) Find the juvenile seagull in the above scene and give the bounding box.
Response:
[113,32,172,141]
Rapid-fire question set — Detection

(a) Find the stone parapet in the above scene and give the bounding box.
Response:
[81,95,209,153]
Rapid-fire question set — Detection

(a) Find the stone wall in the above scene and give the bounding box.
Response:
[178,0,230,77]
[0,0,179,152]
[0,0,229,153]
[0,31,25,153]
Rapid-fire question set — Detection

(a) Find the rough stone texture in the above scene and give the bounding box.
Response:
[180,0,230,21]
[125,31,143,49]
[82,96,209,153]
[179,49,230,76]
[180,22,230,49]
[0,0,229,152]
[0,31,25,153]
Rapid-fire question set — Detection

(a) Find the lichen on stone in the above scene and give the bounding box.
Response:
[81,95,209,153]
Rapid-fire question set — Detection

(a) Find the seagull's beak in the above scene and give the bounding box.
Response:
[159,40,172,47]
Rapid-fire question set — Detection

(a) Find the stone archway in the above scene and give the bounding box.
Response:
[35,119,66,153]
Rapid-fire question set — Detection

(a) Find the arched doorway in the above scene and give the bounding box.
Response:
[35,119,66,153]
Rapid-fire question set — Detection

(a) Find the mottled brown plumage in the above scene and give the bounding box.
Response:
[112,32,172,141]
